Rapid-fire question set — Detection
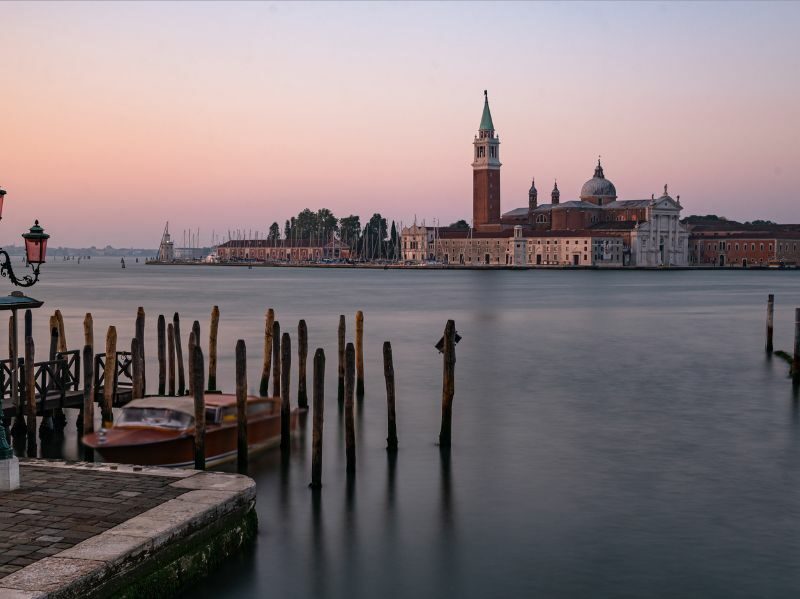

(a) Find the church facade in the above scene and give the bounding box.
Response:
[402,92,690,267]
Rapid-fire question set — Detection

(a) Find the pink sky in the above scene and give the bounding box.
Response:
[1,1,798,247]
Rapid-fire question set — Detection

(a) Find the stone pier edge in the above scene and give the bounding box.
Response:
[0,460,257,599]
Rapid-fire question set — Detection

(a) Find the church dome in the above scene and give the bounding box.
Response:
[580,159,617,201]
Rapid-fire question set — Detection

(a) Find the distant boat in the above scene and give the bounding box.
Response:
[82,394,300,468]
[121,257,126,269]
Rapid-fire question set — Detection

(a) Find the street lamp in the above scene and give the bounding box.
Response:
[0,186,50,489]
[0,187,50,287]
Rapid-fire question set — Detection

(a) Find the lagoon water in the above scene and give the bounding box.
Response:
[13,258,800,598]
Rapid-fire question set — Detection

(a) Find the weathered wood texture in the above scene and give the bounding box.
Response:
[383,341,398,451]
[766,294,775,354]
[272,321,281,398]
[83,313,93,350]
[157,314,166,395]
[793,308,800,380]
[280,332,291,451]
[260,309,274,397]
[102,326,117,426]
[208,306,220,392]
[355,311,364,398]
[25,336,35,439]
[438,320,456,447]
[135,307,145,394]
[131,338,143,400]
[173,313,186,396]
[311,348,325,488]
[345,342,356,472]
[167,323,176,396]
[298,320,308,409]
[54,310,67,353]
[192,344,206,470]
[337,315,345,403]
[82,344,94,436]
[236,339,248,473]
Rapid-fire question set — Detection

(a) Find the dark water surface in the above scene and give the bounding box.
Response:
[14,258,800,598]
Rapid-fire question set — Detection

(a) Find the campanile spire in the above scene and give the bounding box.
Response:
[472,90,501,229]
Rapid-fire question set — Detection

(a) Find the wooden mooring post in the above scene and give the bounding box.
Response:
[383,341,398,451]
[102,326,117,426]
[173,313,186,395]
[131,338,142,399]
[337,315,345,403]
[135,307,145,394]
[83,312,93,351]
[345,342,356,473]
[236,339,248,473]
[438,320,456,447]
[355,310,364,398]
[310,348,325,488]
[167,323,176,396]
[208,306,219,392]
[187,327,197,396]
[25,336,36,452]
[82,344,94,434]
[192,344,206,470]
[766,294,775,354]
[793,308,800,381]
[272,321,281,398]
[157,314,166,395]
[54,310,67,353]
[298,319,308,409]
[82,344,94,459]
[260,309,274,396]
[280,332,291,451]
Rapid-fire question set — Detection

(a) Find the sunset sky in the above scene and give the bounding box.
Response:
[1,1,798,247]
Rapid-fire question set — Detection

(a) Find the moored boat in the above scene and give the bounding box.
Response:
[82,394,299,467]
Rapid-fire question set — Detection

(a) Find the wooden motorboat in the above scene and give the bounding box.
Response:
[82,394,299,468]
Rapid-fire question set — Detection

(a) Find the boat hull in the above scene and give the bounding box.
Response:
[84,409,300,468]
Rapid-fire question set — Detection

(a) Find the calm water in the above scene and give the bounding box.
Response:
[10,258,800,598]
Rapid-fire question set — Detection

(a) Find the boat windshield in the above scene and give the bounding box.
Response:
[118,408,192,430]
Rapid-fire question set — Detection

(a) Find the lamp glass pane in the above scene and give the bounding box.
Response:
[25,238,47,264]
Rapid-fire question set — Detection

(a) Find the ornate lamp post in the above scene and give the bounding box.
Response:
[0,186,50,490]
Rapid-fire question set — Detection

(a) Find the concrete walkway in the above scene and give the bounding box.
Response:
[0,459,256,598]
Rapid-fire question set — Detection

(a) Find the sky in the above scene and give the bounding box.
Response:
[1,1,798,247]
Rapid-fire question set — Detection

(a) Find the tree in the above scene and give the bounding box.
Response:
[450,219,470,230]
[316,208,338,235]
[363,213,388,260]
[296,208,317,240]
[268,222,280,241]
[339,215,361,251]
[389,221,398,260]
[284,219,292,239]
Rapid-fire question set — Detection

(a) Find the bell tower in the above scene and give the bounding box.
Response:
[472,90,501,229]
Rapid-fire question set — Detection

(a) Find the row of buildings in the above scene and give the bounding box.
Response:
[401,91,799,268]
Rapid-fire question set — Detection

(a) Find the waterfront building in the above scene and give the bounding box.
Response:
[689,230,800,267]
[402,92,690,267]
[216,238,351,262]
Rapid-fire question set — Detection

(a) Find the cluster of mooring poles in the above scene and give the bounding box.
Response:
[2,305,458,484]
[764,294,800,389]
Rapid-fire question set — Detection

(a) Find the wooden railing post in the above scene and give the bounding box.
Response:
[25,336,36,453]
[54,310,67,353]
[82,344,94,460]
[131,338,143,399]
[766,294,774,354]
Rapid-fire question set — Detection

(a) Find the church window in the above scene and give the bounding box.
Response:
[769,244,773,251]
[760,243,764,251]
[751,244,755,251]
